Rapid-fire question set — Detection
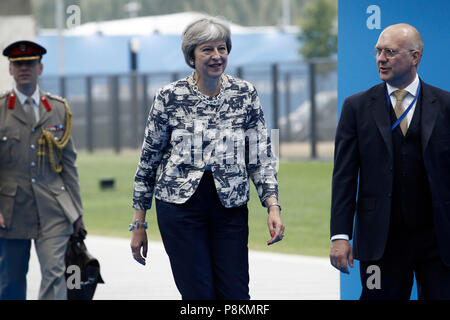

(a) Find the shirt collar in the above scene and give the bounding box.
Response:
[14,85,41,107]
[386,73,420,98]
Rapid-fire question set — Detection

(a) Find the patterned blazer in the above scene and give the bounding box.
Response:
[133,74,278,210]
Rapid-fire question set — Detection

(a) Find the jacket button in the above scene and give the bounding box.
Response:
[31,178,36,184]
[31,162,36,167]
[30,144,36,150]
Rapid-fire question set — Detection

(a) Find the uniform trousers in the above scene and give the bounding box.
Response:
[0,234,70,300]
[156,171,250,300]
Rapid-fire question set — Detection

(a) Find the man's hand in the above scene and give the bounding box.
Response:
[330,239,354,274]
[72,216,84,236]
[0,212,5,228]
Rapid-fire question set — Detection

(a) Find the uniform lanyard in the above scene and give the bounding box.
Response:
[386,81,421,132]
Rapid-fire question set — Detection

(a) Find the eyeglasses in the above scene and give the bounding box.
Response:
[372,48,416,58]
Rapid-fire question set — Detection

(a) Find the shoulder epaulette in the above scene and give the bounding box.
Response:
[4,91,16,109]
[42,93,71,112]
[45,92,66,103]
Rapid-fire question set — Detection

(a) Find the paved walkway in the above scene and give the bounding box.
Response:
[26,235,340,300]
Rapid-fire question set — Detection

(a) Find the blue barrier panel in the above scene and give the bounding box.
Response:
[337,0,450,300]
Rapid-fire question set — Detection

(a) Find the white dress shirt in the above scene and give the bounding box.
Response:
[386,73,420,127]
[14,85,41,122]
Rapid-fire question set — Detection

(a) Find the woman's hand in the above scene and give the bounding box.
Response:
[267,207,285,246]
[130,227,148,265]
[130,209,148,265]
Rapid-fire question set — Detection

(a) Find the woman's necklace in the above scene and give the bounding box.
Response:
[190,73,225,106]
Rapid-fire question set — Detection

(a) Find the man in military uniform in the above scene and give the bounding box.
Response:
[0,40,84,300]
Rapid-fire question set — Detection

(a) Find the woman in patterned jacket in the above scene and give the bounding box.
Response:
[130,16,285,300]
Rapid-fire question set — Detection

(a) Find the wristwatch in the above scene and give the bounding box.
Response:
[267,202,282,213]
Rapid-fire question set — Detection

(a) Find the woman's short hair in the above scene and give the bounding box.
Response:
[181,16,232,69]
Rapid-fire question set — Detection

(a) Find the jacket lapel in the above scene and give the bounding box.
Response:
[369,83,393,159]
[420,81,439,153]
[11,93,29,125]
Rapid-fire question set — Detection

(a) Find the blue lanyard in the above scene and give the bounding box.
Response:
[386,81,421,132]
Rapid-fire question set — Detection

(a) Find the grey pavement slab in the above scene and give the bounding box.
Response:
[26,235,340,300]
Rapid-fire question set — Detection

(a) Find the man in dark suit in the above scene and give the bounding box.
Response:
[329,23,450,299]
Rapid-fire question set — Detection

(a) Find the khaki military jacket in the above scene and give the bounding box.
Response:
[0,89,83,239]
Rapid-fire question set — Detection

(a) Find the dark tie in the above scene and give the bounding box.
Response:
[25,97,36,125]
[393,89,409,136]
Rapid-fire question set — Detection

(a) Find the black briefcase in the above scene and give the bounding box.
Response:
[65,228,105,300]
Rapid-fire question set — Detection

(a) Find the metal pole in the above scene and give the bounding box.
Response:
[129,38,140,149]
[55,0,64,76]
[309,62,317,159]
[172,72,179,82]
[59,76,66,98]
[272,64,281,159]
[141,74,149,139]
[110,76,120,153]
[282,0,291,27]
[272,64,279,131]
[285,72,292,142]
[130,72,139,148]
[86,76,93,153]
[236,66,243,79]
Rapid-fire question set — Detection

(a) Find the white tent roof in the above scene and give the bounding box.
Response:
[39,11,299,36]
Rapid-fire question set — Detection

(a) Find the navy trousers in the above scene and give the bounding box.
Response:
[0,239,31,300]
[156,171,250,300]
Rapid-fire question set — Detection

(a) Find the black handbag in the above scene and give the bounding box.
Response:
[65,228,105,300]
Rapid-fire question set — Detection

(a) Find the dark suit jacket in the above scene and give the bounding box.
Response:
[330,79,450,265]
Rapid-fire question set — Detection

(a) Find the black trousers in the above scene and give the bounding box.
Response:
[156,171,250,300]
[359,223,450,300]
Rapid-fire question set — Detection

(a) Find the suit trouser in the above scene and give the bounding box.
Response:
[0,234,70,300]
[359,224,450,300]
[156,171,250,300]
